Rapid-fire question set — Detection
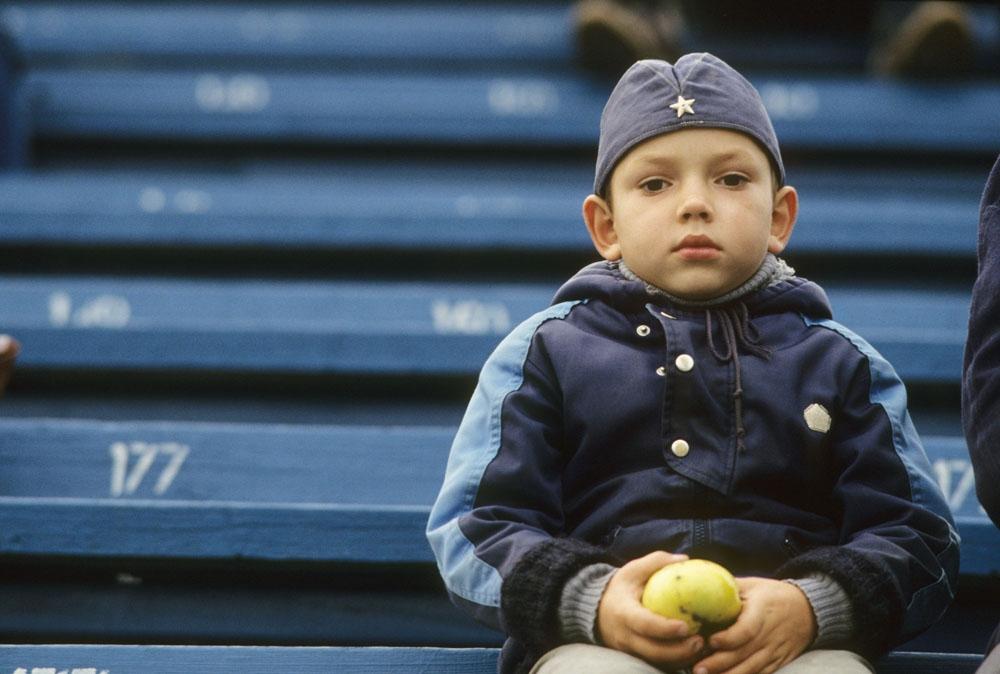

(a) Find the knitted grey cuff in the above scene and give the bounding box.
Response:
[558,563,618,644]
[786,573,854,648]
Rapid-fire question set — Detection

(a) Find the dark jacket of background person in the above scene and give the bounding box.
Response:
[964,153,1000,530]
[963,154,1000,659]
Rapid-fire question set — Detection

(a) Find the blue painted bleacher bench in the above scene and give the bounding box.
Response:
[19,67,1000,152]
[0,164,982,256]
[0,416,996,651]
[0,646,986,674]
[0,418,993,571]
[3,2,997,72]
[0,276,970,382]
[0,3,575,66]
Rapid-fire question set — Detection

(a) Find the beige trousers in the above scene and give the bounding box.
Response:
[530,643,873,674]
[977,645,1000,674]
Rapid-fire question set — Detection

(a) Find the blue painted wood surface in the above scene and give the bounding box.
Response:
[0,582,503,646]
[0,645,502,674]
[23,68,1000,151]
[0,646,985,674]
[0,498,433,563]
[0,164,981,255]
[0,418,994,574]
[0,277,971,382]
[0,420,984,518]
[3,2,997,73]
[1,3,574,64]
[0,419,452,504]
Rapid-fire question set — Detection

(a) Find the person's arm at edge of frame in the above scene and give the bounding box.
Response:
[963,152,1000,528]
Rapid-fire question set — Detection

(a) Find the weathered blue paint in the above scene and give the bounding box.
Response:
[0,646,984,674]
[0,277,970,382]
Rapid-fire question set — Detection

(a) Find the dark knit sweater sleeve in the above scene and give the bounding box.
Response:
[777,545,903,659]
[501,537,619,660]
[963,152,1000,528]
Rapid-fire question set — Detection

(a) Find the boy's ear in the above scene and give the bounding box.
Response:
[768,185,798,254]
[583,194,621,260]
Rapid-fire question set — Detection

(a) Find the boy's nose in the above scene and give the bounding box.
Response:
[677,192,713,223]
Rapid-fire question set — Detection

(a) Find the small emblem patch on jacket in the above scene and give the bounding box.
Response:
[804,403,832,433]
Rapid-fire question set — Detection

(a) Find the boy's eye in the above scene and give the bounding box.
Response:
[720,174,748,187]
[641,179,667,192]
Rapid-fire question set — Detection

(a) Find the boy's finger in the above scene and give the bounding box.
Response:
[632,633,704,667]
[622,550,689,581]
[693,645,767,674]
[628,606,690,640]
[707,621,754,650]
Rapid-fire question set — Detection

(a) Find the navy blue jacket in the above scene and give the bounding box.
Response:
[964,153,1000,530]
[428,261,958,673]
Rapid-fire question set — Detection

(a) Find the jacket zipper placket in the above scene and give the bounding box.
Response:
[693,519,709,549]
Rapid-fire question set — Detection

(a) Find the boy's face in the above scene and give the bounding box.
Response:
[583,128,797,301]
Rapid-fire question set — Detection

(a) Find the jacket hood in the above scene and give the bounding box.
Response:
[551,260,833,320]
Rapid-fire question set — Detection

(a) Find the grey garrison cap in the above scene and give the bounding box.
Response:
[593,53,785,196]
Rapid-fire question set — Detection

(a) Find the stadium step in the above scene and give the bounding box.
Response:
[0,646,986,674]
[0,276,971,382]
[0,163,983,256]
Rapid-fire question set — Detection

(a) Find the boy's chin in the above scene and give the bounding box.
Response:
[662,278,733,302]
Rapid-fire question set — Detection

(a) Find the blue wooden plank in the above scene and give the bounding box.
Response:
[0,646,985,674]
[0,498,434,563]
[0,583,502,646]
[0,421,982,518]
[4,2,997,75]
[0,165,981,255]
[0,392,469,428]
[0,418,452,504]
[0,3,573,64]
[0,277,971,382]
[0,417,994,573]
[955,516,1000,578]
[0,646,502,673]
[23,68,1000,151]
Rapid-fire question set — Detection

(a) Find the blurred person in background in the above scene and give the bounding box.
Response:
[0,335,19,397]
[963,154,1000,674]
[574,1,982,79]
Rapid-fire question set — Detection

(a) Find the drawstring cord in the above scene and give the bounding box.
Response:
[705,303,771,452]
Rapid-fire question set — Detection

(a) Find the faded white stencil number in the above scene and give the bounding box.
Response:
[109,442,190,497]
[432,300,511,335]
[48,292,131,329]
[933,458,986,516]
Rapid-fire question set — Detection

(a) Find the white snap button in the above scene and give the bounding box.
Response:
[675,354,694,372]
[636,325,651,337]
[670,439,690,457]
[804,403,832,433]
[656,366,666,377]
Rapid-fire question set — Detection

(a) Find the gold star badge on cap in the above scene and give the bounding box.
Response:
[669,95,696,118]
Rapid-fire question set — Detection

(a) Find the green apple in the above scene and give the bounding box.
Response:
[640,559,742,634]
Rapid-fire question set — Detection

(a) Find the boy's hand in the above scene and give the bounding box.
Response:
[597,551,705,668]
[692,577,816,674]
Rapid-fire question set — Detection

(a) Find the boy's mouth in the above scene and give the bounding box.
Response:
[674,235,721,260]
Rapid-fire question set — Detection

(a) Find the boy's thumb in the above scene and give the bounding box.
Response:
[626,550,689,581]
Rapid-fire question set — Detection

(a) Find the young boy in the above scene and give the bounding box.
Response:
[427,53,958,674]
